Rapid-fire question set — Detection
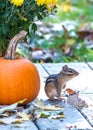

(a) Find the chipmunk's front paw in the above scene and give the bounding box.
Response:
[57,96,65,102]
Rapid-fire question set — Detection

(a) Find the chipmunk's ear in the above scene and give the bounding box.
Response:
[62,65,68,71]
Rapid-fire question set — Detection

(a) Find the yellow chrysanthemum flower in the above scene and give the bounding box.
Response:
[46,0,57,5]
[35,0,45,6]
[35,0,57,6]
[10,0,24,6]
[46,5,51,12]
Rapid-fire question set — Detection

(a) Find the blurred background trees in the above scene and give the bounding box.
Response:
[11,0,93,62]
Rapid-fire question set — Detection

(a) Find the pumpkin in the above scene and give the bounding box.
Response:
[0,30,40,105]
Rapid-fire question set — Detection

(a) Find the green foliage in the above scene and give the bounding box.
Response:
[4,0,93,62]
[0,0,56,53]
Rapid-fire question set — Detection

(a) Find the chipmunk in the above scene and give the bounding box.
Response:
[44,65,79,101]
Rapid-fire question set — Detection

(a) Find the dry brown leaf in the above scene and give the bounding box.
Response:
[67,93,88,109]
[65,88,77,95]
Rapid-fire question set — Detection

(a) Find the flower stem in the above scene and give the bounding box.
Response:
[24,3,36,16]
[6,5,15,23]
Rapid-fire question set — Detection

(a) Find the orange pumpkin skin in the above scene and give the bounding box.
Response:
[0,57,40,105]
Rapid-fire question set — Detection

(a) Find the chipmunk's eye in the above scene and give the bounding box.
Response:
[69,70,73,73]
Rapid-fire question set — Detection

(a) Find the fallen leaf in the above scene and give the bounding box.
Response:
[17,112,30,120]
[18,99,27,105]
[2,110,16,117]
[12,119,23,124]
[35,110,64,119]
[0,112,31,125]
[65,88,77,95]
[67,93,88,109]
[51,111,64,119]
[50,114,64,119]
[32,99,62,111]
[0,113,9,118]
[0,117,23,124]
[0,99,26,114]
[35,99,45,108]
[44,104,62,111]
[39,112,50,118]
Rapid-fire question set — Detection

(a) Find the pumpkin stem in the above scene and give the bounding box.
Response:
[4,30,27,60]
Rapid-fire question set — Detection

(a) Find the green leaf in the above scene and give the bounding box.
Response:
[31,23,37,33]
[1,23,9,35]
[2,12,10,19]
[40,112,50,118]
